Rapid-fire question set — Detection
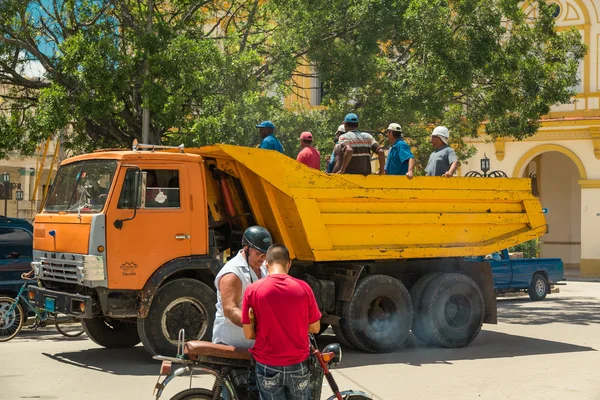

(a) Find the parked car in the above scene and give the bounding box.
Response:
[0,217,34,309]
[466,248,564,301]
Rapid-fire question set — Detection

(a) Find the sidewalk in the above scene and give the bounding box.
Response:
[564,268,600,283]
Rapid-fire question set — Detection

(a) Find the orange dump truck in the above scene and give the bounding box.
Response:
[28,144,547,355]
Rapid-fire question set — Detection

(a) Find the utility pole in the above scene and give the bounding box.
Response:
[142,0,153,144]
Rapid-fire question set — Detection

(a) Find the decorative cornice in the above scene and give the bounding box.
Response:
[522,131,592,141]
[578,180,600,188]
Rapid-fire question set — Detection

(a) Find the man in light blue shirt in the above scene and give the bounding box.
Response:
[384,123,415,178]
[256,120,283,153]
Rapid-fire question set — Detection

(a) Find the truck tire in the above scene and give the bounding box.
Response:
[528,273,548,301]
[410,273,442,345]
[344,275,413,353]
[421,273,484,348]
[138,278,216,356]
[332,302,356,350]
[82,317,140,348]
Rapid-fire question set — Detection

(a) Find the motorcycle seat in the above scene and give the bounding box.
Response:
[184,340,251,362]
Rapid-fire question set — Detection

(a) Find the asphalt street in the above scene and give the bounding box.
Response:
[1,281,600,400]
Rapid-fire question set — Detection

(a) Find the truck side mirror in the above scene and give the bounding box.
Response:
[114,169,147,230]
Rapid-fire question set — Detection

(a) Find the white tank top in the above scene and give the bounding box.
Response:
[212,250,267,348]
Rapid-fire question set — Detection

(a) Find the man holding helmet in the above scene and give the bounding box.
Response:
[213,226,273,348]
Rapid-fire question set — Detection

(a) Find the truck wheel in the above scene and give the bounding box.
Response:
[528,273,548,301]
[421,273,484,348]
[344,275,413,353]
[332,302,356,350]
[410,273,442,345]
[138,278,216,356]
[82,317,140,348]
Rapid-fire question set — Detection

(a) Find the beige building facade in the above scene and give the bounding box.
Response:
[0,140,61,221]
[462,0,600,276]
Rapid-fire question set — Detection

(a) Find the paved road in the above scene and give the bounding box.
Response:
[2,282,600,400]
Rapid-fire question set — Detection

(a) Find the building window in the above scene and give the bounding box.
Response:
[310,76,323,106]
[550,3,561,19]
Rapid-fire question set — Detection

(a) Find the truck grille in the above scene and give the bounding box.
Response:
[40,260,79,283]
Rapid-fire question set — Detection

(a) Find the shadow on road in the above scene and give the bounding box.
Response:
[315,329,596,368]
[40,328,596,376]
[42,346,158,376]
[497,296,600,325]
[12,328,88,342]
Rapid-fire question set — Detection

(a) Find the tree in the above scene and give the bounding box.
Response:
[0,0,586,165]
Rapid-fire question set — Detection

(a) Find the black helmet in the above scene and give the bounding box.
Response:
[242,226,272,253]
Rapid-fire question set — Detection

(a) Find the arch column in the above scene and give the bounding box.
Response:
[579,180,600,276]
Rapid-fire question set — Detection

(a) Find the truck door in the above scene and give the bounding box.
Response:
[106,166,191,290]
[489,251,512,289]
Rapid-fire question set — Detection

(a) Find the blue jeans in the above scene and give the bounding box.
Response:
[255,360,311,400]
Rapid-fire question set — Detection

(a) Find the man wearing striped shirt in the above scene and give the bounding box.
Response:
[332,113,385,175]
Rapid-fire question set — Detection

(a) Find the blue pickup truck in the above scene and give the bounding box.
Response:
[467,249,564,301]
[0,217,34,302]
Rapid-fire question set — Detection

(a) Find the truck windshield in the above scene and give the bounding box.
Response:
[44,160,118,213]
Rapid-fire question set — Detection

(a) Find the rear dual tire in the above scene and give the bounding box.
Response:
[334,275,413,353]
[411,273,485,348]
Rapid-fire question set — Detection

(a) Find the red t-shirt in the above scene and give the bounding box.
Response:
[242,274,321,366]
[296,147,321,170]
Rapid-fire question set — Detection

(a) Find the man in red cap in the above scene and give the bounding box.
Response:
[296,131,321,170]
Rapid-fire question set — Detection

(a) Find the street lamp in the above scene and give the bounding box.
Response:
[465,153,507,178]
[1,171,24,217]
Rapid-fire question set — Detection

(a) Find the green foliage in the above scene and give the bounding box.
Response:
[0,0,587,161]
[509,238,540,259]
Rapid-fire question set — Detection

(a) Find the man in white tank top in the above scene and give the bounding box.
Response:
[212,226,272,348]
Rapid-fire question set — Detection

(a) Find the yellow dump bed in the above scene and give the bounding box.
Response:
[190,145,546,262]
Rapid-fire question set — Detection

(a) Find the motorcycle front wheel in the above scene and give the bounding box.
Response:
[169,388,217,400]
[327,392,373,400]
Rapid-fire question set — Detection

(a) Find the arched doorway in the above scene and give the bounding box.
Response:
[514,146,586,269]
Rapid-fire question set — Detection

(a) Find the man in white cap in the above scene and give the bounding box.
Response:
[425,126,458,177]
[384,123,415,178]
[326,124,346,173]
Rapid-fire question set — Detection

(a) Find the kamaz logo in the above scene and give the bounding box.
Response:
[43,252,76,261]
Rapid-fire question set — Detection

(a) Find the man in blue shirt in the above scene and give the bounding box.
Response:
[384,123,415,178]
[256,120,283,153]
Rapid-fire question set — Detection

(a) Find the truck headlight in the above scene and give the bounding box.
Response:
[76,266,85,283]
[30,261,41,277]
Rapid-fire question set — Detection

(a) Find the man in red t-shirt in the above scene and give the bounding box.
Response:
[242,244,321,400]
[296,131,321,170]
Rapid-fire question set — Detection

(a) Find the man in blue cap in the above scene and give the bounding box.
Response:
[256,120,283,153]
[333,113,385,175]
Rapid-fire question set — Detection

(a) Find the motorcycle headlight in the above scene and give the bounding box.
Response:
[322,343,342,365]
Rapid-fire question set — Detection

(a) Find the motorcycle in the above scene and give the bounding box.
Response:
[153,331,372,400]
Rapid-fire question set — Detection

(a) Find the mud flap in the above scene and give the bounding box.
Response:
[459,260,497,324]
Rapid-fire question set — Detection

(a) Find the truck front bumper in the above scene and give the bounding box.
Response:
[28,286,94,319]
